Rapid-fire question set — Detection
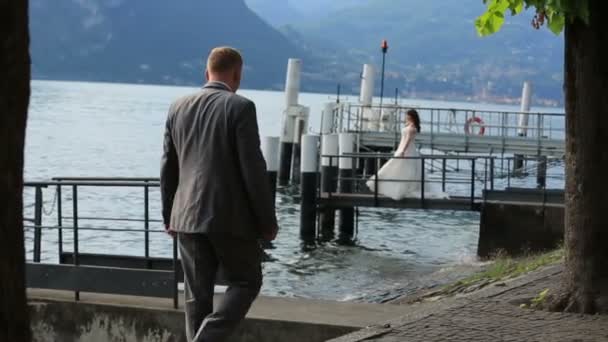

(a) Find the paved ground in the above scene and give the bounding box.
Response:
[329,265,608,342]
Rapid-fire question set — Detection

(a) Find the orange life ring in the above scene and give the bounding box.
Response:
[464,117,486,135]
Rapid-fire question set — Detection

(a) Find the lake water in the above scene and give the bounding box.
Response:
[23,80,563,301]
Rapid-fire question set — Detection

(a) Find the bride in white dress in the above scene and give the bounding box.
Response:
[366,109,449,200]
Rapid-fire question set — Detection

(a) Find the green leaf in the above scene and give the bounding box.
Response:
[547,11,565,34]
[476,0,589,35]
[508,0,524,15]
[491,0,511,12]
[476,0,509,36]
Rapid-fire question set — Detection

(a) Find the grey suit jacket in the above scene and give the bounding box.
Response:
[160,82,277,239]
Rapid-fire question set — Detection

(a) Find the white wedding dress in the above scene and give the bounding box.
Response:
[366,125,449,200]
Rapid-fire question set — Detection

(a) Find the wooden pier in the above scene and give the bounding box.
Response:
[297,133,565,245]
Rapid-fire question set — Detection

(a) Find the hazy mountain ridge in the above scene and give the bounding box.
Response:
[30,0,565,103]
[29,0,309,89]
[249,0,565,103]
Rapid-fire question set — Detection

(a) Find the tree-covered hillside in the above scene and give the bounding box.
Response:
[29,0,309,89]
[251,0,565,103]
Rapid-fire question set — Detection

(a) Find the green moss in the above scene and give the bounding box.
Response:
[443,249,564,294]
[531,288,550,307]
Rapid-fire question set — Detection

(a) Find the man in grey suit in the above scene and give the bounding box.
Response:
[160,47,278,342]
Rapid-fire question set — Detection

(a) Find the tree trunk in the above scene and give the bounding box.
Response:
[0,0,31,340]
[554,0,608,314]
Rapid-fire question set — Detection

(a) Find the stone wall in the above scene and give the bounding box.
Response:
[29,299,355,342]
[477,202,564,258]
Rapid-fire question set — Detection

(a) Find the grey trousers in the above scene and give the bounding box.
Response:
[178,233,262,342]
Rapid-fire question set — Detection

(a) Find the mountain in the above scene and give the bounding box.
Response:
[244,0,303,27]
[29,0,309,89]
[252,0,565,103]
[288,0,370,16]
[30,0,566,103]
[244,0,370,27]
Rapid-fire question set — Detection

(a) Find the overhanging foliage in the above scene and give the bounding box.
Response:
[476,0,589,35]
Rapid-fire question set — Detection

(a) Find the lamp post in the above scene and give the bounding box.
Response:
[379,39,388,108]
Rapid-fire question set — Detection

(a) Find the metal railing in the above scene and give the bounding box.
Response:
[317,153,565,213]
[319,154,498,211]
[23,178,179,308]
[330,103,565,141]
[499,156,564,188]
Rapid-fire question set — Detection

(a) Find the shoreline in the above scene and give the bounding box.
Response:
[30,78,563,109]
[395,250,564,306]
[328,249,608,342]
[356,249,563,306]
[351,261,490,304]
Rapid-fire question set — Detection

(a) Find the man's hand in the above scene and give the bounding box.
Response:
[262,225,278,242]
[165,224,176,238]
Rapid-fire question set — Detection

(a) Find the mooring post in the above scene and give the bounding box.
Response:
[360,64,378,131]
[262,136,280,203]
[300,134,319,244]
[514,81,532,172]
[321,102,336,135]
[279,58,309,186]
[319,134,339,241]
[338,133,355,244]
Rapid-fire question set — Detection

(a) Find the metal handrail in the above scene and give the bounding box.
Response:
[26,180,160,187]
[330,103,565,142]
[23,224,166,233]
[320,154,495,210]
[52,177,160,182]
[339,103,564,117]
[23,179,178,308]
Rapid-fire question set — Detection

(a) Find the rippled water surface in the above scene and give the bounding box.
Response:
[23,80,562,301]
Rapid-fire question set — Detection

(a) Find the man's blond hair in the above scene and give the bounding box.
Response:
[206,47,243,74]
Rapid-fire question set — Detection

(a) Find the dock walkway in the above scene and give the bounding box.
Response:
[327,103,565,157]
[360,131,564,157]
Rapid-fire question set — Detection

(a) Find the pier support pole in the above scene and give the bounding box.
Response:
[279,58,303,186]
[360,64,375,107]
[514,81,532,173]
[338,133,355,245]
[278,142,294,186]
[262,136,280,203]
[290,118,306,186]
[536,156,547,189]
[360,64,379,131]
[321,102,336,135]
[300,135,319,244]
[319,134,339,241]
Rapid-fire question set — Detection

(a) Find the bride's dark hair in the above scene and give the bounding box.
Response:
[407,109,421,133]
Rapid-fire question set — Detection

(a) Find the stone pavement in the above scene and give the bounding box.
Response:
[329,265,608,342]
